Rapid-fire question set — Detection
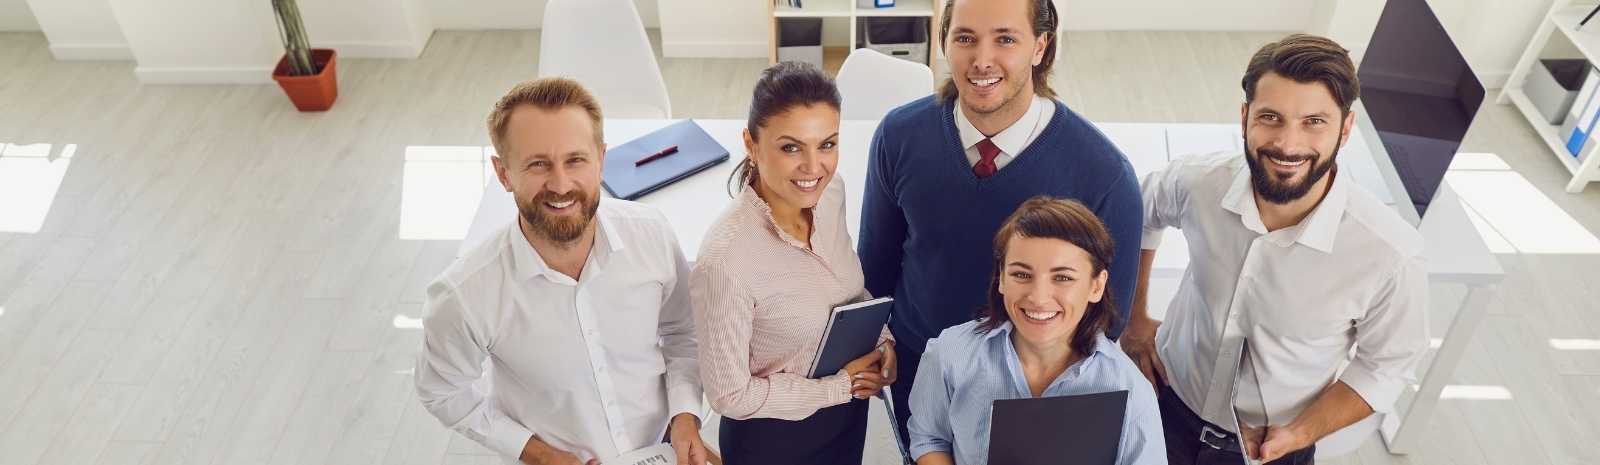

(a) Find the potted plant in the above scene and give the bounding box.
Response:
[271,0,338,111]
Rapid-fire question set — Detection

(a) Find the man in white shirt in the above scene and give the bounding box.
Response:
[1121,34,1430,465]
[415,78,712,465]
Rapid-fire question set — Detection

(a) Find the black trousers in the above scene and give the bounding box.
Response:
[718,398,870,465]
[1158,383,1315,465]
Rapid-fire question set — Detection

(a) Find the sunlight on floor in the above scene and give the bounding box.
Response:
[398,145,496,241]
[1549,338,1600,351]
[1445,153,1600,254]
[0,143,74,233]
[1439,384,1514,400]
[392,314,424,329]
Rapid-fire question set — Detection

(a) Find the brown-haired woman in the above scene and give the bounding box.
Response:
[689,61,896,465]
[906,196,1165,465]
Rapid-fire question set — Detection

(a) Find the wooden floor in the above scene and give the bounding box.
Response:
[0,29,1597,465]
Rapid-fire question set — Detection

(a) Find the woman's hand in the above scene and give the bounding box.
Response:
[842,349,885,400]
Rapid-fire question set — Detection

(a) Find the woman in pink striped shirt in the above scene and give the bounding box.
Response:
[690,62,897,465]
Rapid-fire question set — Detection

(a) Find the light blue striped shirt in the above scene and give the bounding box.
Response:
[908,320,1166,465]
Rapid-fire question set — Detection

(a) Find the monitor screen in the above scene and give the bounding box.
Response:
[1357,0,1484,219]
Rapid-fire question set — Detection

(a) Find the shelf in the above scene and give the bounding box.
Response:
[1505,88,1585,175]
[855,0,936,17]
[1549,5,1600,64]
[774,0,853,17]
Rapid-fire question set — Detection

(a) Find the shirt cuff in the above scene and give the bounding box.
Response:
[1141,228,1165,250]
[1339,364,1404,414]
[667,381,705,423]
[828,369,856,406]
[909,439,953,461]
[485,412,536,461]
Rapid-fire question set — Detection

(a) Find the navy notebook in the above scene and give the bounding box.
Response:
[807,297,894,378]
[601,119,729,200]
[988,390,1128,465]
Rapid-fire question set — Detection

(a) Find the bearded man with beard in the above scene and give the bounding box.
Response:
[415,78,714,465]
[1122,35,1430,465]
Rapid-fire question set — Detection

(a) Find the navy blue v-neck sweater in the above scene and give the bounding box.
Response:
[858,95,1144,354]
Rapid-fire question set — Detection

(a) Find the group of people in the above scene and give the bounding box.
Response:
[411,0,1431,464]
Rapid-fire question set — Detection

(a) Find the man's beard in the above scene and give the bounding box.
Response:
[520,188,599,243]
[1245,139,1339,205]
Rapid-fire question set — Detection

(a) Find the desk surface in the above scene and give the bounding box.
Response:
[462,118,1503,283]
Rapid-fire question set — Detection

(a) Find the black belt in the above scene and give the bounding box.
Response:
[1199,424,1243,453]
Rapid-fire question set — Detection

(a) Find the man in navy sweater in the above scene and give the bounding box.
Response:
[857,0,1144,451]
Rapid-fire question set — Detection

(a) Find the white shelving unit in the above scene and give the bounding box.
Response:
[768,0,942,78]
[1501,2,1600,193]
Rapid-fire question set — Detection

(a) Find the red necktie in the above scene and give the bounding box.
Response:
[974,138,1001,178]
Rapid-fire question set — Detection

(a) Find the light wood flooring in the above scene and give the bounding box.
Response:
[1,28,1597,465]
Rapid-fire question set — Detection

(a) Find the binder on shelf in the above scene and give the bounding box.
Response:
[1568,68,1600,157]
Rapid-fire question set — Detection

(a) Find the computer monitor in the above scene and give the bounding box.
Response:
[1355,0,1485,224]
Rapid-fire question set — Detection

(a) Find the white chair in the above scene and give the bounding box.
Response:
[539,0,672,119]
[835,48,934,121]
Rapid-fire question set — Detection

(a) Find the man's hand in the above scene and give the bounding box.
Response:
[1257,424,1314,463]
[1120,313,1167,388]
[843,348,886,400]
[667,413,711,465]
[878,341,898,385]
[519,436,597,465]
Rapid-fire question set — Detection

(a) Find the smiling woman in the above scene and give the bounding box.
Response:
[905,196,1165,465]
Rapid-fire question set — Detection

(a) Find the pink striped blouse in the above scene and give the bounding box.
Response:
[690,177,892,421]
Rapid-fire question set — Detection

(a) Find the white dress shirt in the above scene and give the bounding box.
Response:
[954,94,1054,170]
[1141,152,1430,430]
[415,198,703,464]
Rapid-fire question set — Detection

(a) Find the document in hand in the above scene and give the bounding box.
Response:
[988,390,1128,465]
[601,119,729,200]
[806,296,894,379]
[608,443,676,465]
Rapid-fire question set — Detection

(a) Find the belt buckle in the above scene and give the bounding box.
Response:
[1199,424,1233,451]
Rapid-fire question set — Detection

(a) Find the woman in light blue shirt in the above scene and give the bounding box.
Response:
[908,196,1166,465]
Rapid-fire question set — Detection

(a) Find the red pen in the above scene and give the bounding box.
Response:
[634,145,680,167]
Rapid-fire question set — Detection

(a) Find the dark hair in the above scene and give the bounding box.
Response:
[729,61,842,195]
[1241,33,1360,115]
[937,0,1060,102]
[975,196,1116,357]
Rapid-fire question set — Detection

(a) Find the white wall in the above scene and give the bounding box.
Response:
[25,0,130,60]
[428,0,659,30]
[300,0,434,58]
[107,0,281,84]
[1061,0,1316,31]
[0,0,38,31]
[658,0,766,58]
[1318,0,1548,89]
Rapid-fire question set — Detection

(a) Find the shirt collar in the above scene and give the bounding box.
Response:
[954,95,1049,155]
[982,320,1118,359]
[508,200,623,283]
[1220,156,1348,253]
[737,183,832,253]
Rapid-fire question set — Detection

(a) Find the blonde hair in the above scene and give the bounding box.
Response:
[486,77,605,159]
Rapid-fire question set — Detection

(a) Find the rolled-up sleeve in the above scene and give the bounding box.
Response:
[658,222,705,421]
[1340,254,1429,413]
[690,259,852,421]
[1139,164,1190,251]
[908,338,953,460]
[414,280,534,459]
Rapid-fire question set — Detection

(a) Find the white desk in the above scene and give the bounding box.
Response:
[462,118,1503,457]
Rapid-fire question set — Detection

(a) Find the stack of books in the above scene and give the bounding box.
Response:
[1565,66,1600,158]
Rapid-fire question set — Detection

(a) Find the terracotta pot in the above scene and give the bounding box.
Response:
[272,48,338,112]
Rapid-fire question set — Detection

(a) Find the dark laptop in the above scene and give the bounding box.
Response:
[988,390,1128,465]
[1357,0,1485,223]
